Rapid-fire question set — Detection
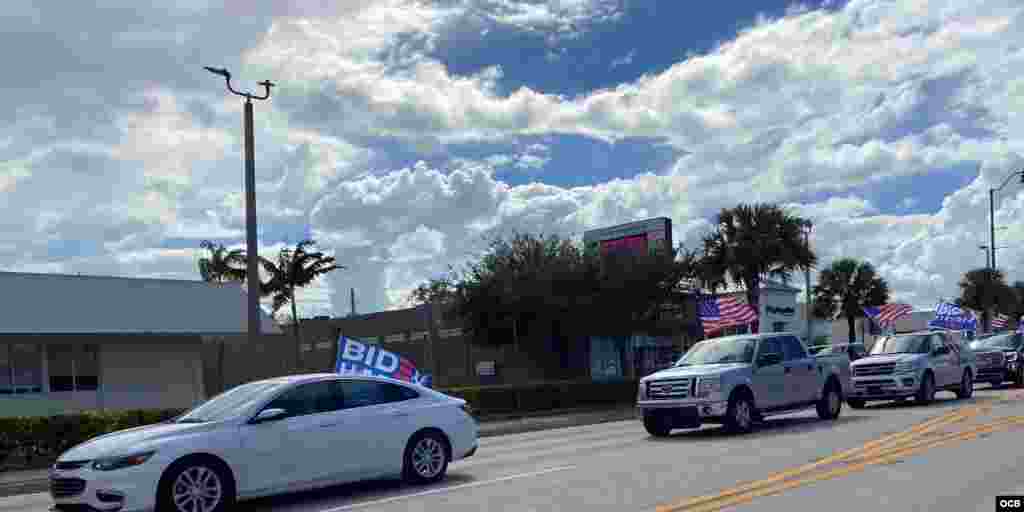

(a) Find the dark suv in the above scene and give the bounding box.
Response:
[968,333,1024,387]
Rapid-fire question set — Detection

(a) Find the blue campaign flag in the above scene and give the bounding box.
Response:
[335,335,432,387]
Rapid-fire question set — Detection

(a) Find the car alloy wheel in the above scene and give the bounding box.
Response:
[412,437,446,479]
[956,370,973,399]
[171,466,223,512]
[726,395,754,434]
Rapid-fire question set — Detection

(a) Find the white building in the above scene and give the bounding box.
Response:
[0,272,280,418]
[711,279,802,336]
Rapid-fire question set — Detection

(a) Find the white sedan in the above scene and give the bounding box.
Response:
[49,373,479,512]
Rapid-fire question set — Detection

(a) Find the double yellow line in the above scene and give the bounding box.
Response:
[657,402,1022,512]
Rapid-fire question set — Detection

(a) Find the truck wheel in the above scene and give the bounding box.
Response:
[643,414,672,437]
[954,370,973,399]
[724,393,755,434]
[916,372,936,405]
[816,382,842,420]
[847,398,865,409]
[1015,369,1024,387]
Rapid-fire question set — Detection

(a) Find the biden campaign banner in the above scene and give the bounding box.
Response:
[335,335,432,388]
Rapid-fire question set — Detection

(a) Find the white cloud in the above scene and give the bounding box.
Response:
[5,0,1024,317]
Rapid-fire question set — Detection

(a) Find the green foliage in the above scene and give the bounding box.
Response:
[0,409,184,469]
[701,203,816,311]
[441,380,639,417]
[410,232,701,345]
[197,240,247,284]
[958,268,1016,332]
[812,258,889,344]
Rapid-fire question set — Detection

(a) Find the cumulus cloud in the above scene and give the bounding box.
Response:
[3,0,1024,317]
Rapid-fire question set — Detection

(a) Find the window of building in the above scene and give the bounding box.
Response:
[47,344,100,392]
[8,344,43,394]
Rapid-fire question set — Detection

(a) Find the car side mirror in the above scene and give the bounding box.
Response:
[932,346,949,356]
[252,408,288,424]
[758,352,783,367]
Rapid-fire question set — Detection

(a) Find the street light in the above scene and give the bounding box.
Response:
[205,66,275,345]
[989,169,1024,270]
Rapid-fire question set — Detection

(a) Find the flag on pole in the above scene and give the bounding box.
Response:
[335,335,432,387]
[698,295,758,336]
[929,302,977,332]
[992,313,1009,330]
[863,303,914,327]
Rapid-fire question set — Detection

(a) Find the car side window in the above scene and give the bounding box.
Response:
[759,338,783,362]
[263,381,342,419]
[779,336,807,361]
[340,381,420,409]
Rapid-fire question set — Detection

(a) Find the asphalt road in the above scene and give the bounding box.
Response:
[5,386,1024,512]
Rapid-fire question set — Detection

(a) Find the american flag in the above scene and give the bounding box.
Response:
[863,303,914,327]
[699,295,758,335]
[992,313,1009,329]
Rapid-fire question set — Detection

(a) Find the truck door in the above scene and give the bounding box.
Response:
[779,335,818,403]
[753,337,787,409]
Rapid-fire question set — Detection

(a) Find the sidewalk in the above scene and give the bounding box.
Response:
[0,404,637,498]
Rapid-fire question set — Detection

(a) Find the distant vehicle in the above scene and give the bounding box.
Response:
[49,374,478,512]
[636,333,851,436]
[969,332,1024,387]
[847,330,977,408]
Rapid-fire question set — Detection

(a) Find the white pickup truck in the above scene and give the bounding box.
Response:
[636,333,851,435]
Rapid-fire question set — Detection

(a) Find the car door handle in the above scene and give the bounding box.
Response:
[392,411,410,417]
[319,422,340,428]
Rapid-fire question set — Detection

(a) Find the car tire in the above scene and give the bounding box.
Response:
[403,431,450,485]
[847,398,865,409]
[643,414,672,437]
[1015,369,1024,387]
[816,382,842,420]
[916,372,936,405]
[724,392,755,434]
[156,457,235,512]
[955,370,973,399]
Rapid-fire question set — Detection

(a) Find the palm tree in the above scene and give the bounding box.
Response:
[812,258,889,344]
[958,268,1016,333]
[197,240,247,284]
[260,240,343,366]
[197,240,248,393]
[701,203,816,330]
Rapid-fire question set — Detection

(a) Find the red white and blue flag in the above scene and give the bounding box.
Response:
[698,295,758,336]
[335,335,432,387]
[863,303,914,327]
[992,313,1009,330]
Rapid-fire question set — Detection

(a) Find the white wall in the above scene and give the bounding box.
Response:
[760,289,799,333]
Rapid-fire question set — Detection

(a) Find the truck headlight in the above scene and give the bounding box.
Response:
[92,451,156,472]
[696,377,722,398]
[1007,352,1018,362]
[637,382,647,401]
[894,361,918,374]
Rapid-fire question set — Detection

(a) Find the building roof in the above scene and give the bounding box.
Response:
[0,272,282,335]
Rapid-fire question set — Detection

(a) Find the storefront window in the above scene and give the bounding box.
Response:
[590,336,624,381]
[0,345,11,394]
[11,344,42,393]
[48,344,100,392]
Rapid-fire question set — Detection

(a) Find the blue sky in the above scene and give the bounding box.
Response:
[2,0,1024,317]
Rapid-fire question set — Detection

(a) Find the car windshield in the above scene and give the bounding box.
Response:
[675,338,756,366]
[970,335,1021,350]
[175,381,285,423]
[870,335,929,355]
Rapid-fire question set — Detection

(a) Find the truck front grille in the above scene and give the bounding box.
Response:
[646,378,691,400]
[853,363,896,377]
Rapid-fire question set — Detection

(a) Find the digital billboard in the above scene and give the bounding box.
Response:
[583,217,672,259]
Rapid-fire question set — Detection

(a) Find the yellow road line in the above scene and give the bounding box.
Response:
[656,405,982,512]
[678,416,1024,512]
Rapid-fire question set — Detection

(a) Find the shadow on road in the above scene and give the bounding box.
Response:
[240,473,477,510]
[859,392,998,411]
[647,413,875,442]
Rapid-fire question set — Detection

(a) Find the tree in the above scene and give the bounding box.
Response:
[811,258,889,344]
[197,240,247,284]
[958,268,1016,333]
[259,240,343,365]
[409,231,702,348]
[701,203,816,329]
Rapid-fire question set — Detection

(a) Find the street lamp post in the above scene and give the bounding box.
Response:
[989,169,1024,270]
[802,220,813,344]
[205,66,274,346]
